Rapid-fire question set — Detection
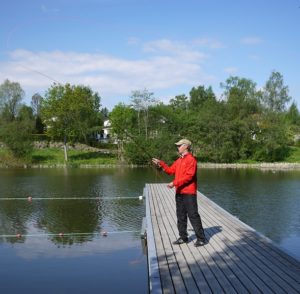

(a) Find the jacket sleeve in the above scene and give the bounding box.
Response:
[173,157,197,188]
[160,160,177,175]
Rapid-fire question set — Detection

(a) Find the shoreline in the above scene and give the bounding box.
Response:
[1,162,300,170]
[200,162,300,170]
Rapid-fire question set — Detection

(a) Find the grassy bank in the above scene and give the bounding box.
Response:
[32,148,118,165]
[0,146,300,167]
[0,148,118,166]
[285,146,300,163]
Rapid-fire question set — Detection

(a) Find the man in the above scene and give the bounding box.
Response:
[152,139,207,247]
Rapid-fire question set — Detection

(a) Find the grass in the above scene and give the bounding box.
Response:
[1,145,300,166]
[31,148,117,165]
[285,146,300,163]
[0,148,118,166]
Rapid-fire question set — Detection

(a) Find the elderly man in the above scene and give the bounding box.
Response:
[152,139,207,247]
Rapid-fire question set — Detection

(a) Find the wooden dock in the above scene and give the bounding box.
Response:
[144,183,300,294]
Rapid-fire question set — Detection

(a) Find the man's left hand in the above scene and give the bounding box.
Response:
[167,182,174,189]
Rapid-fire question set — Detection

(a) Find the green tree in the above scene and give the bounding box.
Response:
[285,102,300,126]
[109,103,136,162]
[253,113,289,161]
[0,79,25,121]
[189,85,216,110]
[0,81,34,161]
[41,83,102,162]
[217,77,262,161]
[130,89,157,139]
[0,105,34,160]
[169,94,189,111]
[262,71,291,112]
[31,93,45,134]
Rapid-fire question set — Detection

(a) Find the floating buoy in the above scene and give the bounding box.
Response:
[16,233,22,238]
[27,196,33,202]
[59,232,64,237]
[101,230,108,237]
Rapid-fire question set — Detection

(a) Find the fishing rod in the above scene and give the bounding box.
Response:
[108,116,169,182]
[110,117,164,169]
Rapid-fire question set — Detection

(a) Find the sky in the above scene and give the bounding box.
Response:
[0,0,299,110]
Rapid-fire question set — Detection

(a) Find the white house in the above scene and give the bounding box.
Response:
[96,119,112,143]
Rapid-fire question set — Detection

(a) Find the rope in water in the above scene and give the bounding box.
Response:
[0,230,140,238]
[0,196,144,201]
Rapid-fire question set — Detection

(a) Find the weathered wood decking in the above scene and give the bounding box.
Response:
[144,183,300,294]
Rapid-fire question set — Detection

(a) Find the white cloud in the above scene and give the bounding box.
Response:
[193,38,225,49]
[240,37,263,45]
[0,39,218,108]
[224,67,238,74]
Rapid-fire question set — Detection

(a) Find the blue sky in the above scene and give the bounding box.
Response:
[0,0,299,110]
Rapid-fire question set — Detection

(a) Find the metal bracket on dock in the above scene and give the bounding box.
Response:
[140,217,147,239]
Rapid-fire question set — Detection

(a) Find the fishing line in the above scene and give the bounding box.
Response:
[5,15,105,86]
[20,64,62,84]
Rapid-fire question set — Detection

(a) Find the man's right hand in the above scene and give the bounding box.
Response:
[152,158,161,167]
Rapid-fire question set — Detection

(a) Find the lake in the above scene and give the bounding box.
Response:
[0,167,299,293]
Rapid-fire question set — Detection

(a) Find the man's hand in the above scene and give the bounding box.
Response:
[152,158,161,167]
[167,182,174,189]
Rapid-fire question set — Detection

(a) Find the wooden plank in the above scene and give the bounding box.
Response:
[158,185,267,293]
[198,191,300,272]
[149,184,187,293]
[155,185,239,294]
[152,184,211,294]
[145,184,300,294]
[197,192,300,293]
[196,192,298,293]
[144,186,163,294]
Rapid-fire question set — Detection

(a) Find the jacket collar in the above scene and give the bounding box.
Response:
[180,151,190,158]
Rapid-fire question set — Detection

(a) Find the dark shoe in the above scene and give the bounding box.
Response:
[194,238,208,247]
[173,237,188,245]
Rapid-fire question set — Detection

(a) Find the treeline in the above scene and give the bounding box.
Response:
[0,70,300,165]
[110,71,300,164]
[0,80,105,163]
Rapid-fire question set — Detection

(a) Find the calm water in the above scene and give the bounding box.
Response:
[0,167,299,293]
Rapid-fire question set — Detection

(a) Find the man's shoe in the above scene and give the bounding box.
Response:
[173,237,188,245]
[194,238,208,247]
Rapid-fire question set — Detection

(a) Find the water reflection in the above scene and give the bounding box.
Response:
[0,168,163,293]
[198,168,300,259]
[0,167,299,259]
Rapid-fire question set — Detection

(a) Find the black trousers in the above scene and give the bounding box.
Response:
[175,194,205,240]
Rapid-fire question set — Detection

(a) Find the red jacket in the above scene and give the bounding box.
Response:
[160,152,197,195]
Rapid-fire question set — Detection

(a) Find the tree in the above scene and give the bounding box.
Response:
[262,71,291,112]
[169,94,189,111]
[41,83,102,162]
[101,107,109,120]
[0,80,34,162]
[31,93,45,134]
[285,102,300,126]
[221,76,260,118]
[0,105,34,160]
[130,89,157,139]
[189,85,216,109]
[109,103,136,162]
[31,93,43,116]
[0,79,25,121]
[253,113,289,161]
